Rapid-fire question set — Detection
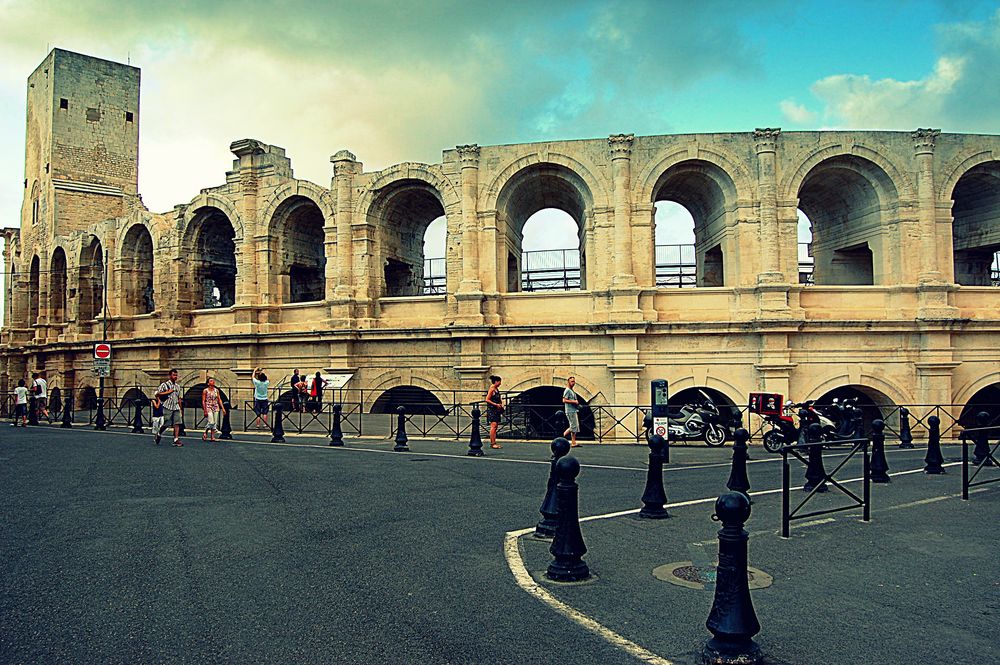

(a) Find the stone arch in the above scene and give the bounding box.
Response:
[634,145,754,206]
[29,180,40,226]
[260,180,334,228]
[358,166,458,298]
[939,149,997,204]
[482,151,611,211]
[265,193,328,303]
[181,205,238,309]
[370,386,447,415]
[801,372,911,408]
[49,246,68,323]
[501,370,603,404]
[646,158,744,288]
[792,151,901,286]
[78,236,105,321]
[947,157,1000,286]
[668,373,745,406]
[361,373,454,413]
[181,193,244,242]
[780,143,915,203]
[954,371,1000,408]
[119,222,155,314]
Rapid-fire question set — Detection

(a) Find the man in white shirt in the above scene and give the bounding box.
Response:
[31,372,50,422]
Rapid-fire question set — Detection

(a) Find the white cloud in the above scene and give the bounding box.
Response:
[805,10,1000,133]
[779,99,818,125]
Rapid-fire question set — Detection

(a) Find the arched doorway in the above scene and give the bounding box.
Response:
[520,209,582,291]
[651,161,737,288]
[951,161,1000,286]
[268,196,327,303]
[49,247,67,322]
[182,383,231,408]
[422,216,447,295]
[496,164,592,293]
[79,237,104,321]
[79,386,98,410]
[121,224,155,314]
[369,181,447,297]
[796,209,815,284]
[507,386,594,440]
[187,207,237,308]
[370,386,446,415]
[796,156,897,286]
[959,383,1000,426]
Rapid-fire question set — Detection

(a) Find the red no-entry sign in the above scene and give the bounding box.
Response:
[94,343,112,360]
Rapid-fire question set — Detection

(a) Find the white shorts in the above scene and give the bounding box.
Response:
[152,416,164,432]
[565,411,580,433]
[206,410,220,431]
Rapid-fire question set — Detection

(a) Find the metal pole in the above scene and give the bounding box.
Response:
[95,249,109,431]
[863,441,871,522]
[781,450,790,538]
[962,437,969,501]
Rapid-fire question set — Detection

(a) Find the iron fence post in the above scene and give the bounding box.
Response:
[863,441,871,522]
[781,450,790,538]
[962,437,969,500]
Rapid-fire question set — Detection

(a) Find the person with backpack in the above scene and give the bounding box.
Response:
[251,367,270,430]
[31,372,50,422]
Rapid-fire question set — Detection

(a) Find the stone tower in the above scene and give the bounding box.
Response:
[22,48,140,239]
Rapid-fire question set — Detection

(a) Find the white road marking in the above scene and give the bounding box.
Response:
[502,529,674,665]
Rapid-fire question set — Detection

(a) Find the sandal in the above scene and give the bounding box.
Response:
[202,432,208,441]
[173,439,183,447]
[490,444,503,449]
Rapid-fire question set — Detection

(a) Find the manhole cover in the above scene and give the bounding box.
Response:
[653,561,773,590]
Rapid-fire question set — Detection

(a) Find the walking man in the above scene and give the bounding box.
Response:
[562,376,581,447]
[31,372,50,422]
[156,369,183,446]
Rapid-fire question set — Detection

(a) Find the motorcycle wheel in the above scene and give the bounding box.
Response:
[704,425,727,447]
[762,430,784,453]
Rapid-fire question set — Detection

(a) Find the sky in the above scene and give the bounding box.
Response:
[2,0,1000,321]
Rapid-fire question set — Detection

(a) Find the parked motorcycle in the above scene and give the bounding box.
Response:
[762,398,859,453]
[642,390,728,447]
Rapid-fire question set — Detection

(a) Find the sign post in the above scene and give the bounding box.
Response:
[650,379,670,463]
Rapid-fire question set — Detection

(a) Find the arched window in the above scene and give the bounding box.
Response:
[651,161,736,288]
[653,201,696,287]
[269,196,326,303]
[28,255,40,325]
[796,156,897,286]
[370,181,447,298]
[187,207,237,308]
[121,224,154,314]
[796,209,814,284]
[79,238,104,321]
[50,247,67,322]
[30,181,40,226]
[519,209,581,291]
[497,164,591,293]
[422,216,447,294]
[951,161,1000,286]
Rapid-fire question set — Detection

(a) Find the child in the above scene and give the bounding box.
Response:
[12,379,29,427]
[151,395,165,445]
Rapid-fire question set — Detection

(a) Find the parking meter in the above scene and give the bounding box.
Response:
[650,379,669,462]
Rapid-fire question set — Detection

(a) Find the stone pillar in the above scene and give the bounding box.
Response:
[330,150,360,322]
[754,128,783,283]
[913,129,942,284]
[230,140,264,311]
[609,134,636,287]
[455,145,485,325]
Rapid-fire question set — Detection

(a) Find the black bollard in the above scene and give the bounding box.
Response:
[898,407,914,449]
[95,396,107,431]
[870,419,891,483]
[924,415,945,474]
[802,423,828,493]
[270,402,286,443]
[535,437,572,538]
[60,393,73,429]
[393,405,409,452]
[131,398,145,434]
[467,406,484,457]
[703,492,762,665]
[219,401,233,440]
[639,434,670,519]
[726,428,752,502]
[329,403,344,446]
[546,456,590,582]
[28,394,39,426]
[972,411,992,466]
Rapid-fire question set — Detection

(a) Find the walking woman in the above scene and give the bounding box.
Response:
[485,375,504,449]
[201,377,226,442]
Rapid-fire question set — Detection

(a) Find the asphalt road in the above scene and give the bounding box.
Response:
[2,425,992,664]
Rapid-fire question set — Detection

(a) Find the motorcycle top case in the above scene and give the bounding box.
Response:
[749,392,783,416]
